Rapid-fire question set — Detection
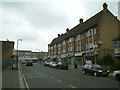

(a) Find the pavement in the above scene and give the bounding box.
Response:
[2,64,25,89]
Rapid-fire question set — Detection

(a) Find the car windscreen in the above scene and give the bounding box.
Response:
[52,62,57,64]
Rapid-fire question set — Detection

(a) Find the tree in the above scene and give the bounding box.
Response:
[101,54,114,66]
[97,53,114,66]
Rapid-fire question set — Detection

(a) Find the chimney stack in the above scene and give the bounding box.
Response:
[66,28,69,33]
[103,3,108,11]
[79,18,83,24]
[58,34,60,37]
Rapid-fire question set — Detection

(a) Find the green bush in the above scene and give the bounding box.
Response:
[113,62,120,70]
[101,54,114,66]
[96,58,103,65]
[97,53,114,66]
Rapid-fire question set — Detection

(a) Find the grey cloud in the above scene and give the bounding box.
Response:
[2,2,69,29]
[24,5,69,28]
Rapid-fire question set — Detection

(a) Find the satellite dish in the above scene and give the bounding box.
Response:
[98,38,103,44]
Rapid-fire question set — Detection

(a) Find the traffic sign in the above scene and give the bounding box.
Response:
[112,41,119,48]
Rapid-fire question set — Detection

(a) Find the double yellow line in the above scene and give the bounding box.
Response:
[22,74,30,90]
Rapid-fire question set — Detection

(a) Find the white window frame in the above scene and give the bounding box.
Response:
[51,46,53,49]
[54,44,56,48]
[81,35,83,40]
[86,32,88,37]
[89,42,93,49]
[69,38,72,43]
[94,28,96,35]
[63,49,65,53]
[62,41,65,45]
[77,35,80,41]
[59,44,61,47]
[86,44,88,49]
[95,41,97,45]
[70,47,72,51]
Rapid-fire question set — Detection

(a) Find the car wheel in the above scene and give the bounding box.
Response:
[115,74,120,81]
[82,71,85,74]
[59,66,61,69]
[94,72,97,77]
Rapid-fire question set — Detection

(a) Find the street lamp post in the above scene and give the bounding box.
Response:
[16,39,22,70]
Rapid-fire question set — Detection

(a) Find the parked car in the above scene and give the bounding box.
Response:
[31,58,38,63]
[44,61,51,66]
[49,61,57,68]
[82,64,109,77]
[38,61,43,63]
[112,70,120,81]
[26,59,33,66]
[21,60,26,64]
[55,62,68,70]
[44,61,48,66]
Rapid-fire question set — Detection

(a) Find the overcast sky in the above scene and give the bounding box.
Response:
[0,0,119,52]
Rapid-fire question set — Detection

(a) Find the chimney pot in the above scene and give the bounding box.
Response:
[103,3,108,10]
[66,28,69,32]
[58,34,60,37]
[79,18,83,24]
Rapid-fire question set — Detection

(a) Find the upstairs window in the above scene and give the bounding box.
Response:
[62,41,65,45]
[86,32,88,37]
[81,35,83,40]
[94,28,96,35]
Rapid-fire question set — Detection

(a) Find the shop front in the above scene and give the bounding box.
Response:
[67,53,74,65]
[83,51,98,64]
[57,55,61,62]
[75,52,83,65]
[61,54,67,62]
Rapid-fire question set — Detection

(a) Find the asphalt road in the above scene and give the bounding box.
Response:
[20,63,120,89]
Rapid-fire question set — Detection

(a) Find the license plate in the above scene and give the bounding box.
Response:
[103,72,107,74]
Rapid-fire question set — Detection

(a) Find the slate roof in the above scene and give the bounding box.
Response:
[50,9,114,46]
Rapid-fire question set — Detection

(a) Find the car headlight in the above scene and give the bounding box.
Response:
[107,70,109,72]
[98,70,102,72]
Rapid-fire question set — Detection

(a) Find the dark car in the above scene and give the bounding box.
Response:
[82,64,109,77]
[26,59,33,66]
[55,62,68,70]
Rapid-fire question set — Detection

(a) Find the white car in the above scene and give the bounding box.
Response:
[112,70,120,81]
[49,61,57,68]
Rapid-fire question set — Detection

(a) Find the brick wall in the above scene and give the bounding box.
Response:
[2,41,14,68]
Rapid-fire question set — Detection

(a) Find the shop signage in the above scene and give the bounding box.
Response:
[75,53,82,56]
[67,55,74,57]
[112,41,119,48]
[87,52,94,55]
[94,45,98,48]
[84,52,94,56]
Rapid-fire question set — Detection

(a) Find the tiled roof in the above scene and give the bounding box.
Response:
[50,10,105,46]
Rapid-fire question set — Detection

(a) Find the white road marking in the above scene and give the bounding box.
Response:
[57,80,62,83]
[50,76,54,79]
[69,85,76,88]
